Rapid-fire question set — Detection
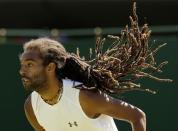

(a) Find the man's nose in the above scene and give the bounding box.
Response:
[19,69,24,76]
[19,66,26,76]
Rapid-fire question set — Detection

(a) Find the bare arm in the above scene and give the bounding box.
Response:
[80,90,146,131]
[24,95,45,131]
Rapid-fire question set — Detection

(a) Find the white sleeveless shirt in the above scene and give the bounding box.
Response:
[31,79,118,131]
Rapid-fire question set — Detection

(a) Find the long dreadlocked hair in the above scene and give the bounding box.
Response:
[23,2,172,94]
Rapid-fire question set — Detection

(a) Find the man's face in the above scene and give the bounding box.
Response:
[19,50,48,91]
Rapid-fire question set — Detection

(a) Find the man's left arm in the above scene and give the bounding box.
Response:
[80,90,146,131]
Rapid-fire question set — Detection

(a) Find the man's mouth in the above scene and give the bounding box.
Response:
[21,77,30,83]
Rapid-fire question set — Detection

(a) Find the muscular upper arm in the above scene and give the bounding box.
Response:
[99,94,145,123]
[80,90,145,123]
[24,95,45,131]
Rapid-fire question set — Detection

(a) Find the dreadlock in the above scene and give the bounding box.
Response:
[61,2,172,94]
[23,2,172,94]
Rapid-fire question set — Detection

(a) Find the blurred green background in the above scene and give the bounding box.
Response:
[0,26,177,131]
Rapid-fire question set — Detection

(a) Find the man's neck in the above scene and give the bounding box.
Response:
[37,78,63,104]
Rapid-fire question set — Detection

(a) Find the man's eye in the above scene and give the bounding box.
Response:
[27,63,33,67]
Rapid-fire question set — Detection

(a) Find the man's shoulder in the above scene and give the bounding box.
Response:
[24,94,44,130]
[24,91,38,111]
[79,89,108,105]
[79,89,113,117]
[80,89,98,98]
[24,94,32,111]
[24,93,38,123]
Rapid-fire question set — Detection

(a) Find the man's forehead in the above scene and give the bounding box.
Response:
[20,50,42,62]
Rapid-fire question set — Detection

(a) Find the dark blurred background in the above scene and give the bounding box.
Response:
[0,0,177,131]
[0,0,177,28]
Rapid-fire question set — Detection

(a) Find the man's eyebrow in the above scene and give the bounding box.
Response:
[20,58,37,63]
[24,58,36,61]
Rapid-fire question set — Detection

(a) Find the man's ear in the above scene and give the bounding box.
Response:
[57,57,66,69]
[46,62,56,72]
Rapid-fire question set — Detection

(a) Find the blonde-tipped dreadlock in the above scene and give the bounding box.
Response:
[59,2,172,94]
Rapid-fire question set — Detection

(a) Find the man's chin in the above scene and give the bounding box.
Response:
[24,87,31,91]
[23,85,34,91]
